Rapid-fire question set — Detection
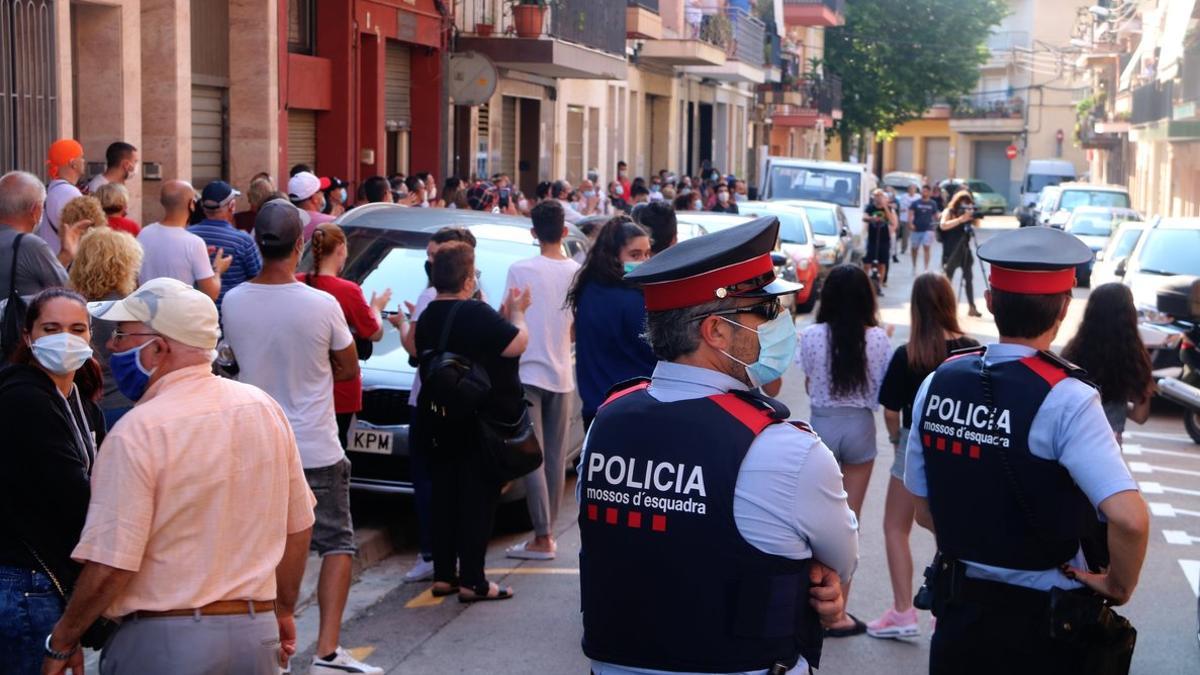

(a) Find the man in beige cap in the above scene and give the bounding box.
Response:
[42,278,316,675]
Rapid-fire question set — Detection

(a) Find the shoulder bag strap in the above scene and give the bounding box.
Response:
[8,233,24,301]
[436,300,465,353]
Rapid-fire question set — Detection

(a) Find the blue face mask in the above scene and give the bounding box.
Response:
[718,312,797,388]
[110,340,158,401]
[623,261,642,275]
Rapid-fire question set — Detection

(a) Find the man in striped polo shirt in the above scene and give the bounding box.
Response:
[189,181,263,310]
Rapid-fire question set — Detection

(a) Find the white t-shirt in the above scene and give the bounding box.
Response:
[84,174,109,195]
[505,255,579,393]
[221,281,354,469]
[36,179,82,255]
[137,223,215,286]
[406,286,438,407]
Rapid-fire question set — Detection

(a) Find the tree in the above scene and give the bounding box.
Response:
[825,0,1008,160]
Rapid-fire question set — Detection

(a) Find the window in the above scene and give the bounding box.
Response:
[1136,228,1200,277]
[768,166,862,207]
[1058,190,1131,211]
[803,207,839,236]
[288,0,315,54]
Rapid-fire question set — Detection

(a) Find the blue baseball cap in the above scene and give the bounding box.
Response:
[200,180,241,210]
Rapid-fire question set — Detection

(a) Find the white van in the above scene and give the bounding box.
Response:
[1016,159,1076,226]
[757,157,877,255]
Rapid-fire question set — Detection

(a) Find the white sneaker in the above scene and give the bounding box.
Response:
[311,647,384,674]
[403,557,434,583]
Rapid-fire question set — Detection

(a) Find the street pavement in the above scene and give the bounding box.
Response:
[292,217,1200,673]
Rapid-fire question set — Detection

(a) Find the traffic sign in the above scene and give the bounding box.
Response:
[1005,144,1018,160]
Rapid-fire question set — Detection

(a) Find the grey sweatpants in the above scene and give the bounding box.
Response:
[99,612,279,675]
[523,385,573,536]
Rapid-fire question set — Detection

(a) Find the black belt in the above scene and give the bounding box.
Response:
[954,575,1088,612]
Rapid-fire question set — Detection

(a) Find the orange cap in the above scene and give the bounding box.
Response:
[46,139,84,179]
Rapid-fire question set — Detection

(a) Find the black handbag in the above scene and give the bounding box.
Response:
[479,404,543,482]
[2,233,27,361]
[23,540,118,650]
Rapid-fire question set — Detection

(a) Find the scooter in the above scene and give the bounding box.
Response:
[1143,277,1200,444]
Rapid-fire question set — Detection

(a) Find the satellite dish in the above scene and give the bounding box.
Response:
[449,52,498,107]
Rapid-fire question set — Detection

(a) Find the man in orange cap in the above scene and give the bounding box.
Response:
[37,139,88,257]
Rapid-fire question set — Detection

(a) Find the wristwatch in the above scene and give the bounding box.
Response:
[44,633,78,660]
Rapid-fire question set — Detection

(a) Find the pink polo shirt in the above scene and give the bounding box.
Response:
[72,364,316,617]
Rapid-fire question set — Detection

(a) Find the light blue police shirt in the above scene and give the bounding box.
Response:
[904,343,1138,590]
[580,361,860,675]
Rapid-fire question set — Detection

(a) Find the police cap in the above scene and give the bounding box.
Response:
[624,216,801,311]
[977,226,1093,295]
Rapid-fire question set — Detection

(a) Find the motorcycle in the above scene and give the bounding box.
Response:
[1141,276,1200,444]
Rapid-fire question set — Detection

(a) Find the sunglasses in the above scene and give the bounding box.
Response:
[694,298,784,322]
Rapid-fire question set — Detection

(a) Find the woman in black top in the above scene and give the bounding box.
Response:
[415,242,530,602]
[868,273,977,639]
[0,288,105,672]
[862,190,897,294]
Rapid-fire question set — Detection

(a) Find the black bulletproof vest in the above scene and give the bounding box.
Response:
[920,353,1095,570]
[579,383,822,672]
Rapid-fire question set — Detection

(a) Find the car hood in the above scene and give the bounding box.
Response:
[360,326,416,391]
[1072,234,1108,252]
[1128,272,1179,312]
[974,192,1005,204]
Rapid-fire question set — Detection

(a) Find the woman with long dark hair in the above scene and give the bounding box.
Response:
[0,288,105,672]
[1063,282,1154,443]
[940,190,982,317]
[870,273,978,639]
[797,264,892,637]
[568,216,654,426]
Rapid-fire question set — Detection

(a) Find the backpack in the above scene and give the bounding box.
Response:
[418,301,492,419]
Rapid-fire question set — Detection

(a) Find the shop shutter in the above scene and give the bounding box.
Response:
[385,41,411,128]
[501,96,517,179]
[924,137,950,185]
[566,106,585,185]
[192,85,227,186]
[287,109,317,172]
[1,0,58,181]
[894,138,915,172]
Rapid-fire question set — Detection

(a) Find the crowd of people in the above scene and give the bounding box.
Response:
[0,135,1156,674]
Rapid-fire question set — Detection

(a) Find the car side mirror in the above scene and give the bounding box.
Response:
[840,226,850,237]
[1114,258,1128,277]
[770,252,788,267]
[813,239,826,250]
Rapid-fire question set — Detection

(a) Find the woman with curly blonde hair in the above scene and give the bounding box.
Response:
[58,195,106,233]
[68,227,143,425]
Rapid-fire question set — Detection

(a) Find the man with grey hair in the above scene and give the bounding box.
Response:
[0,171,86,302]
[578,217,859,675]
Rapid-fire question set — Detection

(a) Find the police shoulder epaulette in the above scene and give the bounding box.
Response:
[600,377,652,407]
[946,345,986,361]
[728,388,791,421]
[1035,350,1097,388]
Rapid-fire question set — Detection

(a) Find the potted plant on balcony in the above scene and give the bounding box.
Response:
[510,0,551,39]
[476,5,496,37]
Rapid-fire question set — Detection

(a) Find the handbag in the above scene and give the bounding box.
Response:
[1,233,27,361]
[479,403,543,482]
[22,540,118,650]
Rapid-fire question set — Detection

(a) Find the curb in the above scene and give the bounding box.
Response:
[295,525,396,613]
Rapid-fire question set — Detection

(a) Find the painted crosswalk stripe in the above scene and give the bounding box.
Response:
[1149,502,1200,518]
[1140,481,1200,497]
[1164,530,1200,545]
[1128,462,1200,478]
[1181,560,1200,598]
[1122,443,1200,460]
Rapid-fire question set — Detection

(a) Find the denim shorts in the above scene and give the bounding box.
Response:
[304,456,357,556]
[0,565,64,674]
[910,230,936,248]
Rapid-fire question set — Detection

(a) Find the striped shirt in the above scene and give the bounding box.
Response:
[187,218,262,310]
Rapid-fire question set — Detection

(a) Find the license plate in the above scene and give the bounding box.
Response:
[349,427,392,455]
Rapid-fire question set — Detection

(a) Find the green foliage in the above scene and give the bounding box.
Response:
[825,0,1008,159]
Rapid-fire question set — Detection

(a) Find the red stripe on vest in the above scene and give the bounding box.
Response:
[707,393,776,435]
[651,514,667,532]
[628,511,642,529]
[1019,356,1067,387]
[605,507,619,525]
[601,381,651,408]
[951,441,963,455]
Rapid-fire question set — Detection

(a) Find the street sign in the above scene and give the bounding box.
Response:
[1005,144,1018,160]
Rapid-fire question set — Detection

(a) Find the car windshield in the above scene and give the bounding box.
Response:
[1137,228,1200,276]
[1026,174,1071,193]
[750,210,807,244]
[967,181,996,193]
[1067,215,1113,237]
[802,206,839,236]
[768,167,861,207]
[1058,190,1130,211]
[1107,227,1143,260]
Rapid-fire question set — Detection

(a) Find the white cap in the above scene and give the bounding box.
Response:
[288,171,322,202]
[88,278,221,350]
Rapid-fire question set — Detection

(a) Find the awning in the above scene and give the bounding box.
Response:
[1158,0,1199,81]
[1120,7,1163,90]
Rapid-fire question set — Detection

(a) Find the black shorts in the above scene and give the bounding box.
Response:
[863,227,891,264]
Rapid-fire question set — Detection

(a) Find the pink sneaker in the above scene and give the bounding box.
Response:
[866,607,920,639]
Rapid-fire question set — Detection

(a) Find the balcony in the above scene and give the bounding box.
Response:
[636,0,726,66]
[1131,80,1173,126]
[948,93,1025,133]
[454,0,628,80]
[763,76,841,127]
[1077,114,1123,149]
[782,0,844,28]
[682,3,768,83]
[627,0,662,40]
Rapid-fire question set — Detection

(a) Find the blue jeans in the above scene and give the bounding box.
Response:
[409,406,434,560]
[0,565,65,675]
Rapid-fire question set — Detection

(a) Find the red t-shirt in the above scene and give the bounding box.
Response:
[108,215,141,237]
[296,273,381,413]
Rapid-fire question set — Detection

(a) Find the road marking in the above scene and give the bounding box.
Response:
[1164,530,1200,545]
[1149,502,1200,518]
[1140,481,1200,497]
[1126,430,1194,443]
[403,568,581,609]
[1181,560,1200,598]
[404,589,445,608]
[1127,462,1200,478]
[348,646,376,661]
[1123,443,1200,460]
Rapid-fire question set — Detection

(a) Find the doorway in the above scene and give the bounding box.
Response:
[518,98,540,196]
[699,103,714,173]
[972,140,1011,204]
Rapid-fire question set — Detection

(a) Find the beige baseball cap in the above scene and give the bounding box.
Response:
[88,277,221,350]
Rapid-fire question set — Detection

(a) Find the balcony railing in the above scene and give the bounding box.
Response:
[695,2,766,67]
[627,0,659,11]
[759,75,840,114]
[782,0,845,13]
[815,75,842,115]
[1182,43,1200,104]
[455,0,626,56]
[951,93,1025,119]
[1132,80,1174,125]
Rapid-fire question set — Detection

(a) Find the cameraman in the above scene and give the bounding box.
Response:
[939,191,982,318]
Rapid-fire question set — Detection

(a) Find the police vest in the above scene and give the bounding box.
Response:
[579,380,823,673]
[920,350,1096,570]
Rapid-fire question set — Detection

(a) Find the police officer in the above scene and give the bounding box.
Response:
[577,217,859,675]
[904,226,1149,674]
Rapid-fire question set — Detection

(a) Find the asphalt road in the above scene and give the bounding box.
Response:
[300,217,1200,674]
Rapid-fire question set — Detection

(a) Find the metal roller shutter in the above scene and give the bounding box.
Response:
[385,41,411,128]
[287,109,317,172]
[894,138,914,172]
[924,137,950,185]
[501,96,517,179]
[192,85,226,186]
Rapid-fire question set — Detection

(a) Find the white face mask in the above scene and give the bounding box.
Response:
[428,187,437,201]
[614,185,624,196]
[518,199,529,211]
[717,192,729,203]
[31,333,94,375]
[694,200,703,210]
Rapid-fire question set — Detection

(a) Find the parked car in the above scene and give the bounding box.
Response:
[309,204,589,498]
[1041,183,1132,229]
[738,201,822,313]
[939,178,1008,215]
[1090,220,1147,289]
[1063,206,1143,287]
[1017,158,1077,226]
[882,171,926,192]
[780,200,853,271]
[1032,185,1063,227]
[1121,217,1200,363]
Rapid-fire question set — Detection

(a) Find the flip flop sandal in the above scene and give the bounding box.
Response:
[431,583,460,597]
[459,583,514,603]
[825,613,868,638]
